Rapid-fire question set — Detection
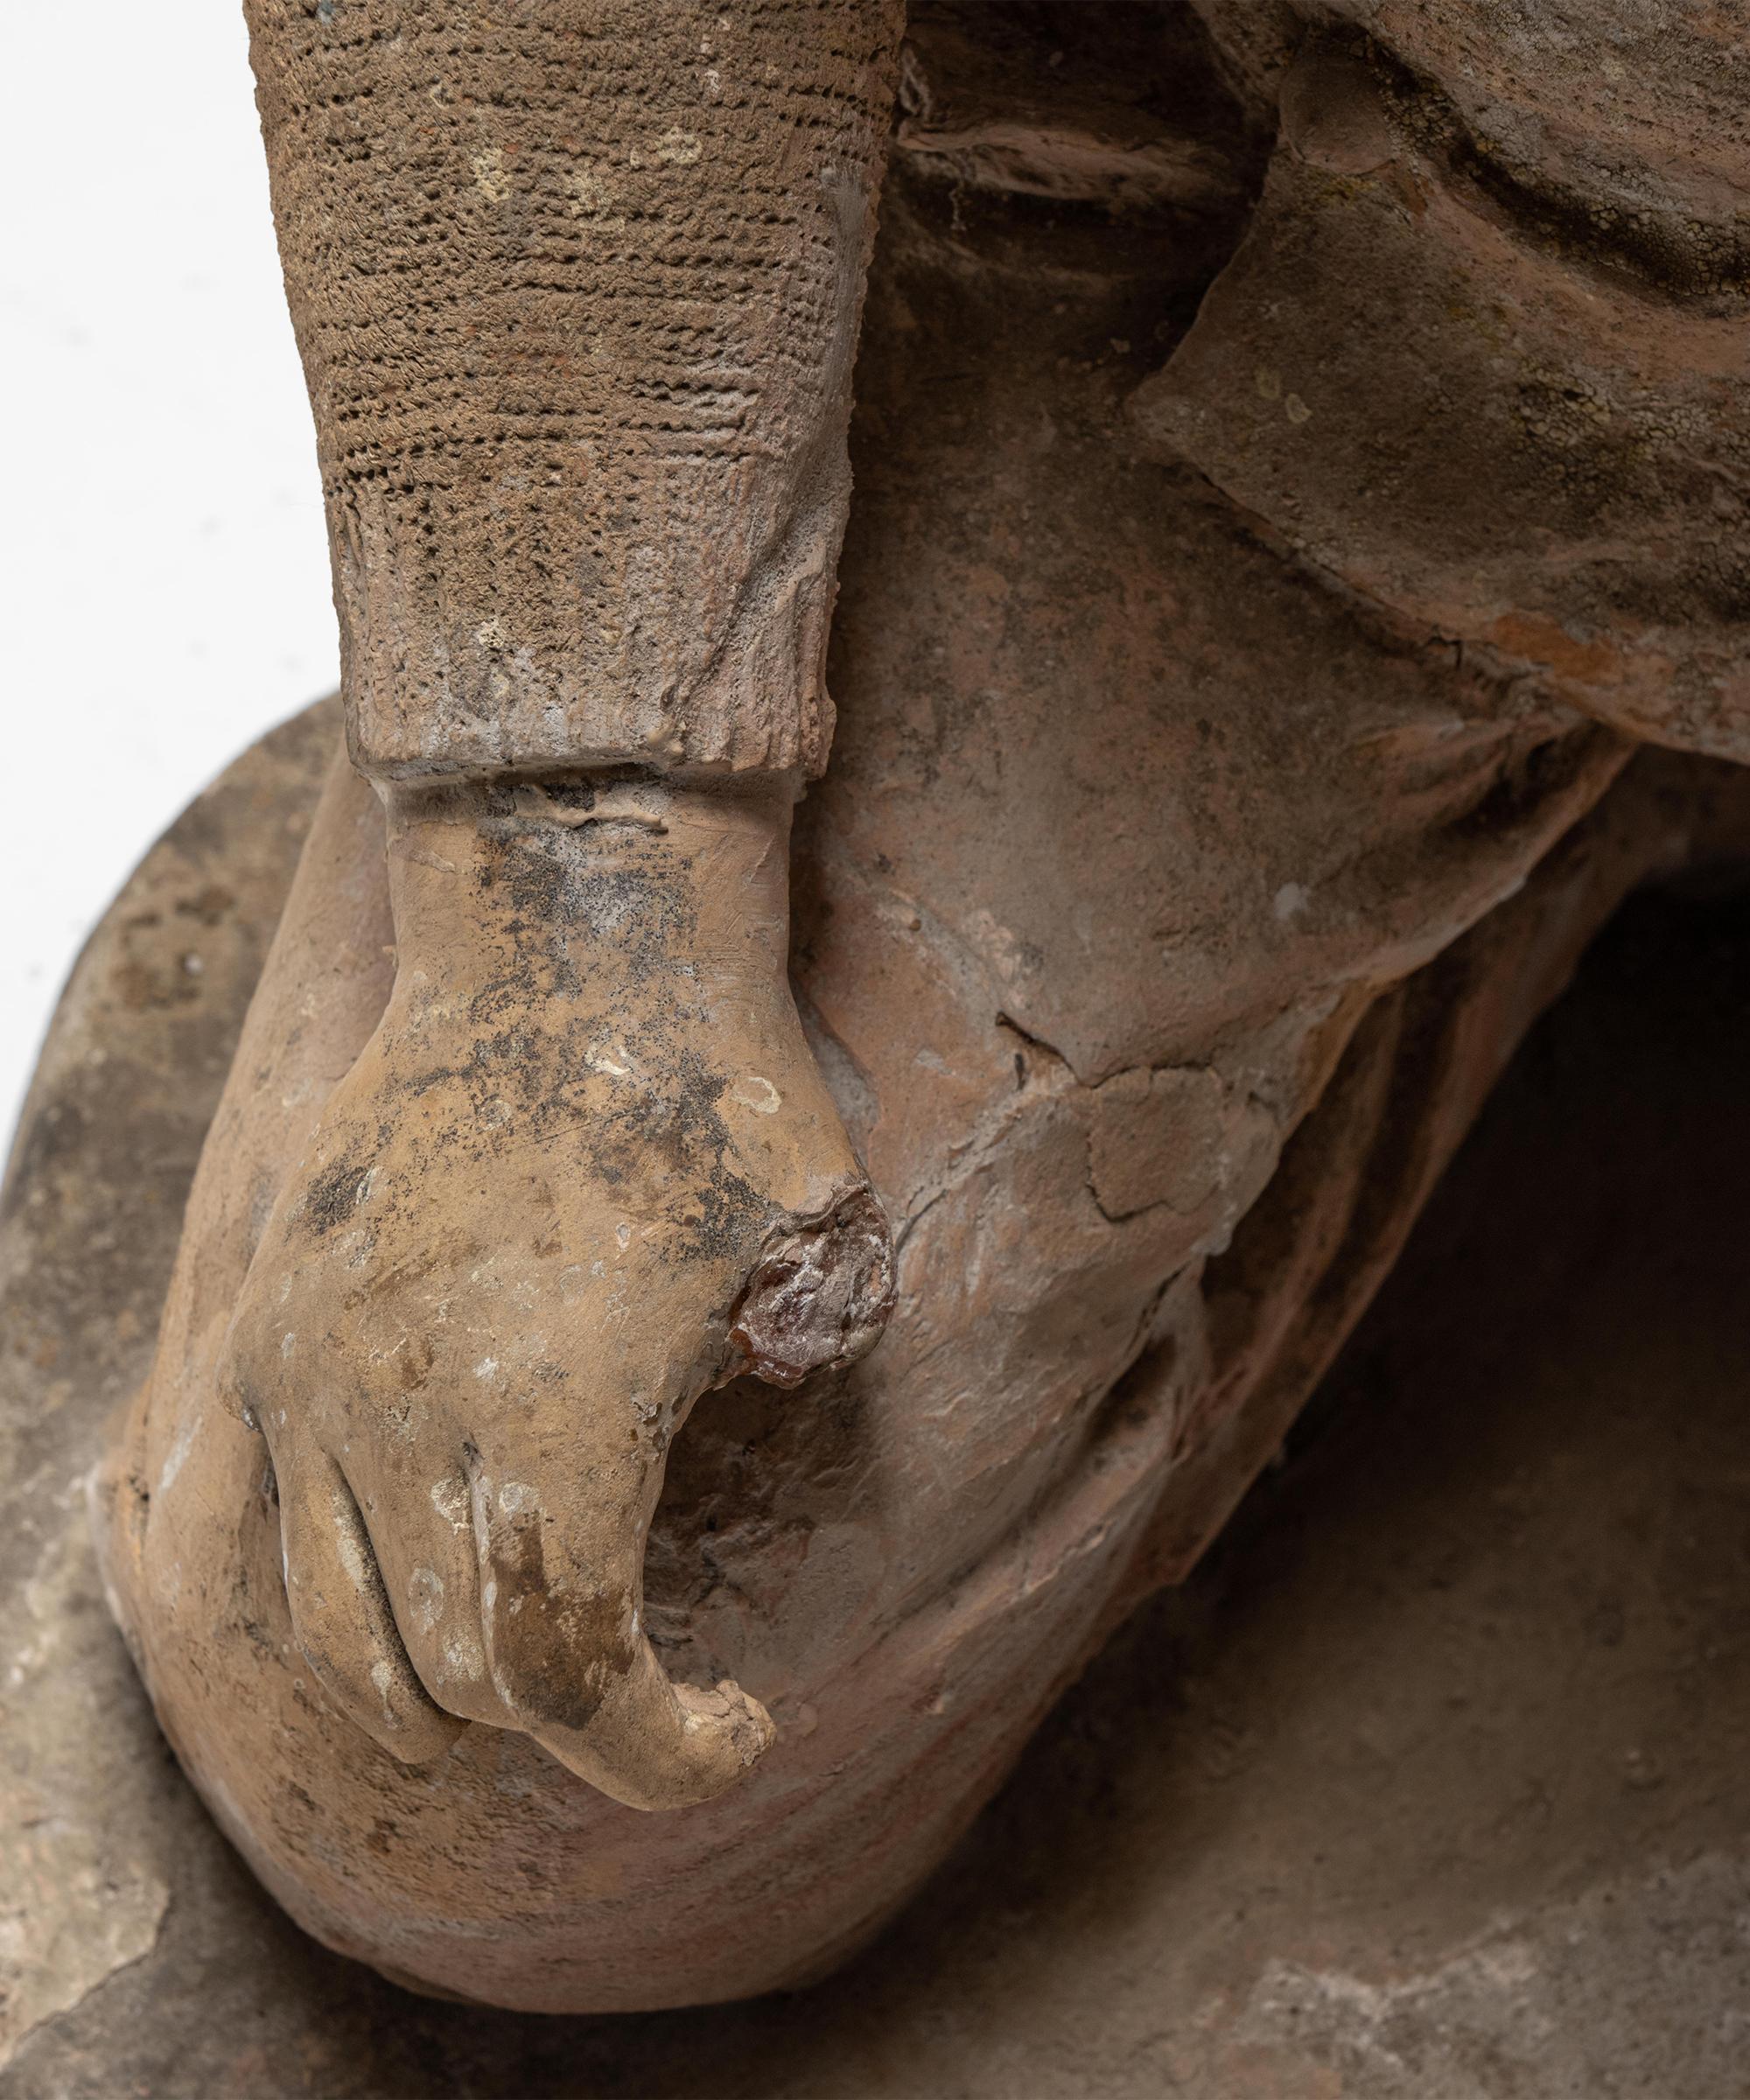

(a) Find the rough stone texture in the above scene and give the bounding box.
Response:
[245,0,904,781]
[5,738,1748,2091]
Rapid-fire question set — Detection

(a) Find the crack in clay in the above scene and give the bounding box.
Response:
[0,1511,172,2070]
[3,1914,170,2071]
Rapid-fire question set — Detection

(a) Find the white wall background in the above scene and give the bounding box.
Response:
[0,6,337,1157]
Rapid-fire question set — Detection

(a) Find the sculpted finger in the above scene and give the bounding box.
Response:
[466,1448,774,1811]
[360,1458,503,1727]
[533,1641,776,1815]
[274,1443,464,1764]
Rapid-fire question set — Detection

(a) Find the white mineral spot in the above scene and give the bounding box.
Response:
[615,1222,632,1251]
[408,1566,444,1634]
[965,906,1032,984]
[472,148,511,201]
[1273,881,1311,922]
[473,1356,499,1381]
[430,1478,468,1528]
[157,1414,200,1497]
[281,1331,296,1359]
[1285,392,1312,425]
[474,616,508,650]
[370,1659,394,1706]
[497,1480,538,1518]
[332,1502,368,1587]
[586,1044,630,1078]
[567,169,626,228]
[182,951,204,976]
[444,1628,485,1680]
[733,1074,781,1114]
[656,127,702,165]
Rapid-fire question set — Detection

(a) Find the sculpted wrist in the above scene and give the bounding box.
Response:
[376,768,798,998]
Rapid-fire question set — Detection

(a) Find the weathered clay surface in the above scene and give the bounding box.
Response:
[6,728,1749,2091]
[8,0,1749,2047]
[89,374,1748,2006]
[1137,4,1750,760]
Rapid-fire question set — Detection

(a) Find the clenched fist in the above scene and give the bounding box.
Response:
[223,772,892,1810]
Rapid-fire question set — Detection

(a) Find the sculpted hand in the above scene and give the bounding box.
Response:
[222,774,892,1809]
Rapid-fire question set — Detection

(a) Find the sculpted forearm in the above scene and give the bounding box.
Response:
[220,4,904,1807]
[244,0,905,784]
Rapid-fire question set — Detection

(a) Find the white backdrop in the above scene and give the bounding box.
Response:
[0,6,336,1156]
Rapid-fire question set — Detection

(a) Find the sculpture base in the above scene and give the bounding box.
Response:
[4,717,1746,2090]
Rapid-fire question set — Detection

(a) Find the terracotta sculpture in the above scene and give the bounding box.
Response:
[83,0,1747,2013]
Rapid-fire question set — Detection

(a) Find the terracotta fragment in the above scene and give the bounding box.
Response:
[21,0,1742,2017]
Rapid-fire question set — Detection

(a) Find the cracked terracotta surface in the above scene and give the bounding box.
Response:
[7,699,1749,2092]
[4,0,1747,2041]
